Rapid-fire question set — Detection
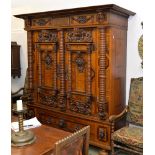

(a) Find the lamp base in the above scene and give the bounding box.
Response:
[11,130,36,147]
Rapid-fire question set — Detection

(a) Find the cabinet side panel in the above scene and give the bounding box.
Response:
[109,28,127,115]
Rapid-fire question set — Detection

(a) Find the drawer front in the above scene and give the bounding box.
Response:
[36,108,111,149]
[36,109,85,132]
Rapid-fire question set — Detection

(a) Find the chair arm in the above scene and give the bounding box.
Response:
[109,107,128,123]
[11,88,24,96]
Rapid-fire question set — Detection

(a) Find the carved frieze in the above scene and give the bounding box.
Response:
[38,30,58,42]
[71,15,93,24]
[66,29,93,42]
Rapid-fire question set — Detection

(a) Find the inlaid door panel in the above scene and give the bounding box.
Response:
[65,43,96,115]
[35,43,59,107]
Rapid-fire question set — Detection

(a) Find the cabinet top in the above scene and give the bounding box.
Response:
[14,4,135,19]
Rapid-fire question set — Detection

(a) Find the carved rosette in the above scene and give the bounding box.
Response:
[38,30,58,42]
[98,27,107,120]
[66,29,93,42]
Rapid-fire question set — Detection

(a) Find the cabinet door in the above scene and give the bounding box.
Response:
[65,30,97,115]
[35,43,59,107]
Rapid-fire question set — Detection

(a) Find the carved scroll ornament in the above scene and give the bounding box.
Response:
[66,29,93,42]
[39,91,59,107]
[38,30,58,42]
[33,18,51,26]
[44,53,53,69]
[71,15,93,24]
[74,52,86,73]
[69,96,92,115]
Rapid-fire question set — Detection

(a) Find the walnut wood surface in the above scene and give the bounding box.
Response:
[14,4,135,151]
[11,122,71,155]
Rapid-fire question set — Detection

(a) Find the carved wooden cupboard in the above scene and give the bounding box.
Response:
[15,4,135,150]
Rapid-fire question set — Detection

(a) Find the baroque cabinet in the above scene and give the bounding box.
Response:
[15,4,135,150]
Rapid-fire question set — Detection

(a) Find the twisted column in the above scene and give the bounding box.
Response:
[87,44,92,98]
[68,50,72,97]
[59,29,66,110]
[27,31,33,89]
[53,44,57,91]
[98,27,107,119]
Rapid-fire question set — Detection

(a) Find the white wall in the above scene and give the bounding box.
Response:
[11,0,143,103]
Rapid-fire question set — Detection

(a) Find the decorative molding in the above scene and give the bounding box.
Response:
[71,15,93,24]
[66,29,93,42]
[38,30,57,42]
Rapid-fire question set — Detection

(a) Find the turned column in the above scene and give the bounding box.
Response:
[87,44,92,99]
[98,26,107,120]
[27,31,33,90]
[68,49,72,98]
[58,29,66,111]
[53,44,57,92]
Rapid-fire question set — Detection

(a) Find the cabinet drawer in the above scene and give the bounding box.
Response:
[36,109,85,132]
[35,108,111,149]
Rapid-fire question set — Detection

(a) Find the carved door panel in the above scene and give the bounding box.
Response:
[65,43,96,115]
[35,43,59,107]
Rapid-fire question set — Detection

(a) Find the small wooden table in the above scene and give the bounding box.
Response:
[11,118,71,155]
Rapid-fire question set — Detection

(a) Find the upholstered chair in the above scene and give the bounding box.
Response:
[109,77,143,155]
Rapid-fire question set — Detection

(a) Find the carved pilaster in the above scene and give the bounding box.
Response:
[98,27,107,120]
[59,29,66,110]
